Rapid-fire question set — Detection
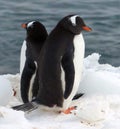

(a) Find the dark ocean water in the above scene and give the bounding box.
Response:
[0,0,120,74]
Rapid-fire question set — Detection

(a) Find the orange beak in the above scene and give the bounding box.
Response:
[82,26,92,32]
[21,23,27,29]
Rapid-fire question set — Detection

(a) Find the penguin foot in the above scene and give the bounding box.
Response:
[60,106,77,114]
[12,102,39,112]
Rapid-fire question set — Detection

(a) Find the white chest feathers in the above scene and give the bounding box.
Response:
[73,33,85,74]
[72,33,85,96]
[63,33,85,109]
[20,40,27,75]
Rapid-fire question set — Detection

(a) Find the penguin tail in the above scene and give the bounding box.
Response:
[72,93,84,100]
[12,102,39,112]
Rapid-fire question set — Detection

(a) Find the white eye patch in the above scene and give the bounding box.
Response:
[69,15,78,26]
[27,21,35,28]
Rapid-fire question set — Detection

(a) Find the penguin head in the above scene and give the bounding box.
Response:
[21,21,48,41]
[58,15,92,34]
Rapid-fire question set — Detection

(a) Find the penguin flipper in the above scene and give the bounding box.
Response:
[12,102,39,112]
[21,60,36,103]
[61,53,74,99]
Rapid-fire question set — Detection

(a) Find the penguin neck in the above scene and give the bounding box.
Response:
[47,28,73,58]
[26,31,47,59]
[26,41,42,61]
[52,26,73,37]
[50,26,74,46]
[26,32,47,43]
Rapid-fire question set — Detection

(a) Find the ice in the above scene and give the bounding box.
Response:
[0,53,120,129]
[0,76,13,106]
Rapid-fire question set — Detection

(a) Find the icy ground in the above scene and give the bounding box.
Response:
[0,53,120,129]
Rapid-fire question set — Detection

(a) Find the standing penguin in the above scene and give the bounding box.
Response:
[13,15,91,113]
[20,21,48,103]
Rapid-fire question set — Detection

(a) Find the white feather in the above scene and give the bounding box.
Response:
[69,15,78,26]
[20,40,27,75]
[28,61,37,101]
[27,21,35,28]
[61,65,65,93]
[63,33,85,109]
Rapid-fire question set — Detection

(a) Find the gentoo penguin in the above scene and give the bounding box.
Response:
[20,21,48,103]
[13,15,91,113]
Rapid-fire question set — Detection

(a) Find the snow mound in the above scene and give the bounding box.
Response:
[0,107,33,129]
[74,96,110,122]
[0,53,120,129]
[0,76,13,106]
[78,53,120,95]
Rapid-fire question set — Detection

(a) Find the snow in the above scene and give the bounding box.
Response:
[0,53,120,129]
[0,77,13,106]
[78,53,120,95]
